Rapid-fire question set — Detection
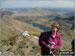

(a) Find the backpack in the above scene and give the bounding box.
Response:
[39,31,59,47]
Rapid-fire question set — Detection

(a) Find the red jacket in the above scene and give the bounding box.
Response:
[40,31,62,53]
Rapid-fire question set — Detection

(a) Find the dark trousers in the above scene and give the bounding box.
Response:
[41,50,53,56]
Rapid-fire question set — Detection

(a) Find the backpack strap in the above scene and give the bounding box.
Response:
[46,31,51,44]
[57,36,59,44]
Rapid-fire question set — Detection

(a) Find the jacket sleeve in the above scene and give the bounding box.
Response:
[53,34,62,49]
[40,32,48,47]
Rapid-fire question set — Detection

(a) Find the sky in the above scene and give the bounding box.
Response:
[0,0,74,9]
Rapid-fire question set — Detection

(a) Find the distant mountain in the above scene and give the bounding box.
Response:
[0,8,74,18]
[68,16,74,20]
[0,10,14,17]
[12,8,55,17]
[64,11,74,17]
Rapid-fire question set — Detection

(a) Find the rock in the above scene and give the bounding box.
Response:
[0,52,2,55]
[1,51,14,56]
[11,29,15,31]
[22,31,30,36]
[15,36,23,44]
[2,45,12,51]
[36,53,40,56]
[34,36,39,39]
[11,44,19,51]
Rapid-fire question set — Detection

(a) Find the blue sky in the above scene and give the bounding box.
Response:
[0,0,74,8]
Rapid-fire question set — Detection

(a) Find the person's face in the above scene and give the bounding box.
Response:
[51,27,58,33]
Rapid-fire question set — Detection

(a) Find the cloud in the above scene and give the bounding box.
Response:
[0,0,74,8]
[38,0,74,8]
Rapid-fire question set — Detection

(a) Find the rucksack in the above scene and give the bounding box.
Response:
[39,31,59,47]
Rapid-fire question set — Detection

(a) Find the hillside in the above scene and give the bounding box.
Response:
[0,8,74,18]
[12,14,74,51]
[0,15,43,56]
[0,8,74,56]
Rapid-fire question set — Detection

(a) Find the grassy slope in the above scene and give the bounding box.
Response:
[0,15,43,56]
